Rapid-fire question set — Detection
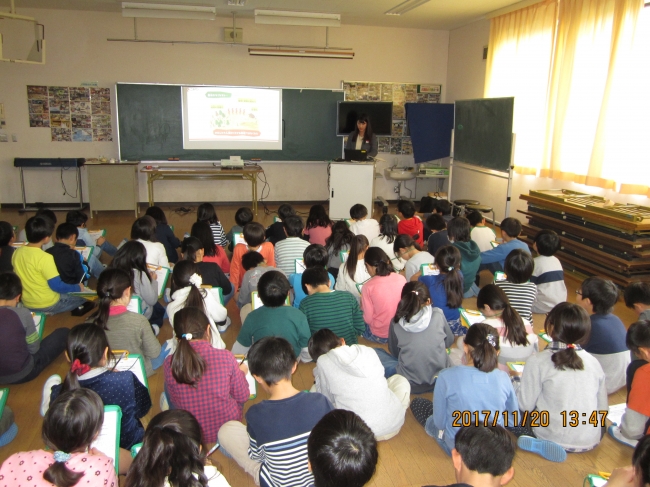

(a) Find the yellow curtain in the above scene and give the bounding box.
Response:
[540,0,648,195]
[484,0,558,175]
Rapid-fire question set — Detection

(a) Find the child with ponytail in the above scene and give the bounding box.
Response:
[110,240,166,330]
[410,323,518,456]
[374,281,453,394]
[93,268,164,375]
[181,236,233,304]
[513,302,607,461]
[394,234,434,281]
[477,284,538,370]
[166,260,227,353]
[360,247,406,343]
[125,409,231,487]
[1,389,118,487]
[163,307,250,446]
[44,323,151,473]
[418,245,465,336]
[334,234,371,303]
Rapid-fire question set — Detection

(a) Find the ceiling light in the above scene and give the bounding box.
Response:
[384,0,430,16]
[121,2,217,20]
[227,0,245,5]
[254,9,341,27]
[248,48,353,59]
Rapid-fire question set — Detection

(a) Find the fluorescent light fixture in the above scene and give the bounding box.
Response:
[121,2,217,20]
[254,9,341,27]
[248,47,353,59]
[384,0,430,16]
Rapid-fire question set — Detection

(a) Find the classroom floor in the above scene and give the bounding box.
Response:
[0,203,639,487]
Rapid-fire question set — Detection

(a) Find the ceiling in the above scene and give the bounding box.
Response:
[3,0,525,30]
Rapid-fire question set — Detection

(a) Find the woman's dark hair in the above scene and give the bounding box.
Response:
[304,244,329,268]
[434,246,463,309]
[171,260,207,313]
[25,215,55,243]
[171,307,208,387]
[242,251,265,271]
[477,284,528,346]
[145,206,168,225]
[308,409,378,487]
[447,217,471,242]
[394,281,430,323]
[196,203,219,225]
[426,214,446,232]
[308,328,341,362]
[364,247,393,277]
[258,270,291,307]
[0,221,15,246]
[349,204,368,220]
[191,221,220,258]
[503,249,534,284]
[626,320,650,356]
[42,389,105,487]
[534,229,560,256]
[345,235,369,279]
[393,234,421,255]
[92,268,132,331]
[243,222,266,247]
[125,409,209,487]
[465,323,500,373]
[378,214,399,244]
[61,323,114,392]
[0,272,22,300]
[277,204,296,221]
[235,207,254,227]
[110,240,152,285]
[181,236,203,262]
[349,113,374,145]
[248,336,296,386]
[544,302,590,371]
[131,215,158,242]
[306,204,332,230]
[580,277,619,314]
[326,221,355,255]
[283,216,304,237]
[633,434,650,486]
[454,425,516,477]
[624,282,650,308]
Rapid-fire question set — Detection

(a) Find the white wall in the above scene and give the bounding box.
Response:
[446,19,649,221]
[0,8,449,205]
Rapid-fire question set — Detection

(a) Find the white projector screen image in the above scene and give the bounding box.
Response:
[182,86,282,150]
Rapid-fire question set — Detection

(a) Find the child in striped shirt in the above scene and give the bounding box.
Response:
[495,249,537,322]
[274,216,309,276]
[197,203,227,248]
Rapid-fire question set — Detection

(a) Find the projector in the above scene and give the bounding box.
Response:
[221,156,244,168]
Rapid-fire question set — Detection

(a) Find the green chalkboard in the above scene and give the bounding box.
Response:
[453,97,514,172]
[116,83,344,161]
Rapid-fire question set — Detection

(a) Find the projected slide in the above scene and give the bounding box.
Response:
[182,86,282,150]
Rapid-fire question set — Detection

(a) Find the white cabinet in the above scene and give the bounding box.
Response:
[329,162,375,220]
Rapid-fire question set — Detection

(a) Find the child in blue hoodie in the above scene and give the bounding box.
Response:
[479,217,530,274]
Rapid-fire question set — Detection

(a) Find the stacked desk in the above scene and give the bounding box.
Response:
[518,189,650,287]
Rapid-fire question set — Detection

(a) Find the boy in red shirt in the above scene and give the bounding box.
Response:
[397,200,424,247]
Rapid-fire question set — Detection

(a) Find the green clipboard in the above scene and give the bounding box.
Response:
[130,443,142,458]
[69,290,99,298]
[420,263,439,276]
[233,232,246,246]
[0,388,9,419]
[295,258,306,274]
[202,285,224,305]
[235,356,257,400]
[111,353,149,390]
[169,225,175,232]
[88,229,107,240]
[92,405,122,474]
[126,295,143,314]
[343,218,351,227]
[460,308,485,328]
[355,277,371,294]
[74,245,94,263]
[494,271,507,282]
[273,216,282,223]
[585,474,608,487]
[148,265,171,299]
[339,250,349,263]
[32,312,47,340]
[538,332,551,343]
[251,291,290,310]
[507,361,526,373]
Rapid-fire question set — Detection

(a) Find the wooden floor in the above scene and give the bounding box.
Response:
[0,203,638,487]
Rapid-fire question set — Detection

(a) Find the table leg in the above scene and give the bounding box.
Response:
[77,167,84,209]
[252,174,258,216]
[147,174,154,207]
[19,168,26,210]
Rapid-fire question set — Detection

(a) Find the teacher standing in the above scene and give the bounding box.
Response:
[345,113,378,158]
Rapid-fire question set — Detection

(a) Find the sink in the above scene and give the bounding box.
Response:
[384,167,416,181]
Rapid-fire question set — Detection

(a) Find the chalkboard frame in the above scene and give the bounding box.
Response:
[115,82,344,162]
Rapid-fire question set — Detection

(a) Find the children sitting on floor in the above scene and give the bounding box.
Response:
[335,234,371,302]
[289,244,335,309]
[46,222,89,285]
[236,251,277,320]
[218,337,334,487]
[131,215,170,268]
[370,214,406,271]
[309,329,410,440]
[433,199,453,223]
[426,213,451,258]
[275,216,310,276]
[397,199,424,247]
[304,204,333,246]
[181,236,233,304]
[301,266,366,346]
[67,210,118,277]
[447,217,481,298]
[466,209,496,253]
[530,229,567,313]
[233,270,311,362]
[479,217,529,273]
[227,206,254,251]
[308,410,378,487]
[266,204,296,246]
[624,282,650,322]
[348,203,380,242]
[145,206,181,264]
[12,215,90,315]
[229,222,276,291]
[495,249,537,322]
[0,221,16,272]
[577,277,630,394]
[18,208,56,251]
[0,272,69,384]
[394,234,434,282]
[197,202,228,248]
[190,220,231,274]
[325,220,355,279]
